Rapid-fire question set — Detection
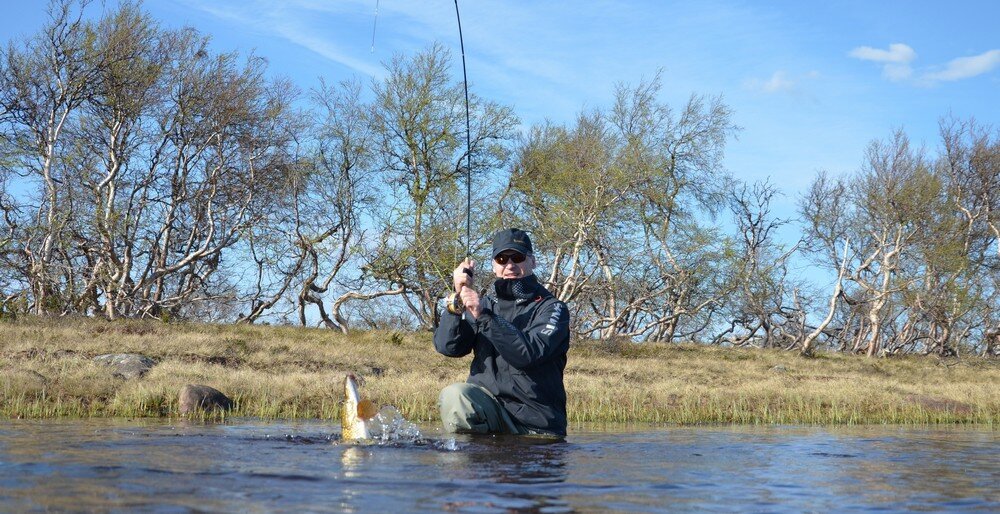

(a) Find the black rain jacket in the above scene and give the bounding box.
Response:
[434,274,570,435]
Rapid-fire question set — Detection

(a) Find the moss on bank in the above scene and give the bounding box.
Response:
[1,316,997,425]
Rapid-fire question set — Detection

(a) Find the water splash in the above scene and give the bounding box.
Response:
[435,438,461,451]
[368,406,422,443]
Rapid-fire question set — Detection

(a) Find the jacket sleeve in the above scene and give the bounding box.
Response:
[475,299,570,369]
[433,310,476,357]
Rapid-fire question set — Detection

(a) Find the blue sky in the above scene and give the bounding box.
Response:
[2,0,998,224]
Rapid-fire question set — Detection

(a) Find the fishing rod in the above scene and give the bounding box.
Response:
[456,0,472,258]
[446,0,474,315]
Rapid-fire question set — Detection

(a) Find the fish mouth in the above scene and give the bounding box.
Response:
[344,373,362,403]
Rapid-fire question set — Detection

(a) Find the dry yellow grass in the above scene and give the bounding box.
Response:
[1,316,997,425]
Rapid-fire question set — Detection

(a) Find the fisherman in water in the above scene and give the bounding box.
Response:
[434,228,570,437]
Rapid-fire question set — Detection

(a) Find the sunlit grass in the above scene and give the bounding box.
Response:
[1,315,997,425]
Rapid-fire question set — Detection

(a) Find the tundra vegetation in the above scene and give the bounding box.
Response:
[1,1,998,362]
[1,317,997,423]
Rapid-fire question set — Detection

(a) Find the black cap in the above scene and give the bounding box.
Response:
[492,228,533,258]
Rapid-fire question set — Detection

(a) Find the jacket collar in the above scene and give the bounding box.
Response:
[494,274,540,302]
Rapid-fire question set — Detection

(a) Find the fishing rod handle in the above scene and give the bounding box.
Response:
[446,267,474,315]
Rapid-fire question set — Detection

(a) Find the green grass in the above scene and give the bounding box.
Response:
[1,315,997,425]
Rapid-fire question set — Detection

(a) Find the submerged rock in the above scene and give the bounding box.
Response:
[93,353,156,379]
[178,384,233,414]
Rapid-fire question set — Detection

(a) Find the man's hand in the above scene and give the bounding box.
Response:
[459,286,482,319]
[452,258,475,292]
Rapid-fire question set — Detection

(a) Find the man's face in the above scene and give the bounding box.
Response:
[492,250,535,279]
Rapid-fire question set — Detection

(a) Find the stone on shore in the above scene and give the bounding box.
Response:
[1,368,48,391]
[178,384,233,414]
[904,394,973,415]
[93,353,156,379]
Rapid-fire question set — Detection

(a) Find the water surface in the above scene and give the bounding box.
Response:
[0,420,996,512]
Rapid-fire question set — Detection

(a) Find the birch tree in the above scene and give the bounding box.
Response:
[0,0,99,314]
[359,43,518,329]
[0,1,299,320]
[507,73,737,340]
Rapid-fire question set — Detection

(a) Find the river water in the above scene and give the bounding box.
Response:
[0,419,996,512]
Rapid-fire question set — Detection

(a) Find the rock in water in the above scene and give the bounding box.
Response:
[178,384,233,414]
[93,354,156,379]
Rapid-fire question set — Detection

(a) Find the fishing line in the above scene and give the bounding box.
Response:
[370,0,380,53]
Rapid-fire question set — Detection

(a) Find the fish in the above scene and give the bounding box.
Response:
[341,373,380,441]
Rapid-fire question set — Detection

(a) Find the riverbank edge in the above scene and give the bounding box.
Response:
[2,317,997,425]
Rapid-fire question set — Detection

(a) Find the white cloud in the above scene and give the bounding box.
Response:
[849,43,916,63]
[850,43,1000,85]
[924,49,1000,82]
[849,43,916,81]
[745,71,794,93]
[762,71,794,92]
[180,0,382,77]
[276,27,383,78]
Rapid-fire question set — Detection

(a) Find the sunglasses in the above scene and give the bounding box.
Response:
[494,252,527,265]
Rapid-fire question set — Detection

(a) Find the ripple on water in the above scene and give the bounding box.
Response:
[0,421,996,513]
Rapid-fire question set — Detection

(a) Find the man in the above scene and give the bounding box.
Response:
[434,228,570,437]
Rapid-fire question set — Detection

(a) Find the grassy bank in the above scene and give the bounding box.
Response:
[1,316,997,425]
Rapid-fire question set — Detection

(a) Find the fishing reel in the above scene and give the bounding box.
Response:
[445,292,463,315]
[446,267,473,315]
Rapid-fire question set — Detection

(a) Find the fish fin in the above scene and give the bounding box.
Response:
[357,399,379,420]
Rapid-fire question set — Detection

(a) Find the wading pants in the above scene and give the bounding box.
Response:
[438,383,526,435]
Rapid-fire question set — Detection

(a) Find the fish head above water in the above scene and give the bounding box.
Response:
[341,373,379,441]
